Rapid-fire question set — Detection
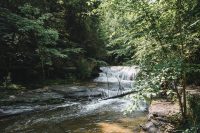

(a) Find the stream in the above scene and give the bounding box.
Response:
[0,66,147,133]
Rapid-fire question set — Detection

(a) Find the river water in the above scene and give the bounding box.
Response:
[0,66,147,133]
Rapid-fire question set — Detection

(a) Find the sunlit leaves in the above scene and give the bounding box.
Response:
[19,4,40,18]
[95,0,200,110]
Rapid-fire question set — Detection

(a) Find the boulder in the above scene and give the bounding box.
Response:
[141,121,160,133]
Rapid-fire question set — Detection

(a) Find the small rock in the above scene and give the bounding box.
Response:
[151,119,160,126]
[141,121,159,133]
[148,114,154,120]
[9,95,16,100]
[43,86,49,90]
[148,126,160,133]
[155,116,168,122]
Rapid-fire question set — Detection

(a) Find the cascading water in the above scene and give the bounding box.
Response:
[94,66,140,97]
[0,66,146,133]
[94,66,139,82]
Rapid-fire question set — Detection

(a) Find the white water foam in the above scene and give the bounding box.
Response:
[94,66,139,83]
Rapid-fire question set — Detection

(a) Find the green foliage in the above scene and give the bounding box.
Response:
[0,0,106,83]
[94,0,200,78]
[188,94,200,127]
[76,58,94,79]
[183,127,199,133]
[94,0,200,121]
[126,93,147,112]
[76,57,106,79]
[6,84,26,90]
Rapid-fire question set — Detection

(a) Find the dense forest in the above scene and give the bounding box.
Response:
[0,0,107,85]
[1,0,200,132]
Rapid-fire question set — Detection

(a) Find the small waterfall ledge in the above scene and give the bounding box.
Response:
[94,66,140,82]
[94,66,140,89]
[94,66,147,111]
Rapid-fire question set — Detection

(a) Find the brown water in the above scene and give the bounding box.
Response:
[0,101,146,133]
[0,66,147,133]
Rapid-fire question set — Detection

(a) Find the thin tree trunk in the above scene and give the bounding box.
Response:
[116,77,123,95]
[176,0,187,122]
[174,84,184,117]
[39,48,45,81]
[182,73,187,120]
[41,57,45,81]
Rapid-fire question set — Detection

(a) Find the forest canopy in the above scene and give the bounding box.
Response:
[0,0,107,83]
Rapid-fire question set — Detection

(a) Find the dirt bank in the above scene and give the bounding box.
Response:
[141,99,180,133]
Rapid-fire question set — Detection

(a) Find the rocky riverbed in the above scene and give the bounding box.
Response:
[0,66,149,133]
[0,83,148,133]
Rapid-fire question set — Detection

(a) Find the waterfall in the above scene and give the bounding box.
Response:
[94,66,139,83]
[94,66,140,97]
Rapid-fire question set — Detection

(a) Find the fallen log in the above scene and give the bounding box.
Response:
[101,90,138,100]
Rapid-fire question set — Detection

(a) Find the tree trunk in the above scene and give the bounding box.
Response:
[101,90,138,100]
[174,83,184,117]
[176,0,187,122]
[39,48,45,81]
[41,57,45,81]
[182,73,187,121]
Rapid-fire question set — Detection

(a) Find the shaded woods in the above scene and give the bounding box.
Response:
[0,0,106,84]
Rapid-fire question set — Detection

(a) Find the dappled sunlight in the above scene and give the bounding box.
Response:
[97,116,146,133]
[98,122,133,133]
[118,116,147,128]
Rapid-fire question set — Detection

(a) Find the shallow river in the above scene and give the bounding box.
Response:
[0,66,147,133]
